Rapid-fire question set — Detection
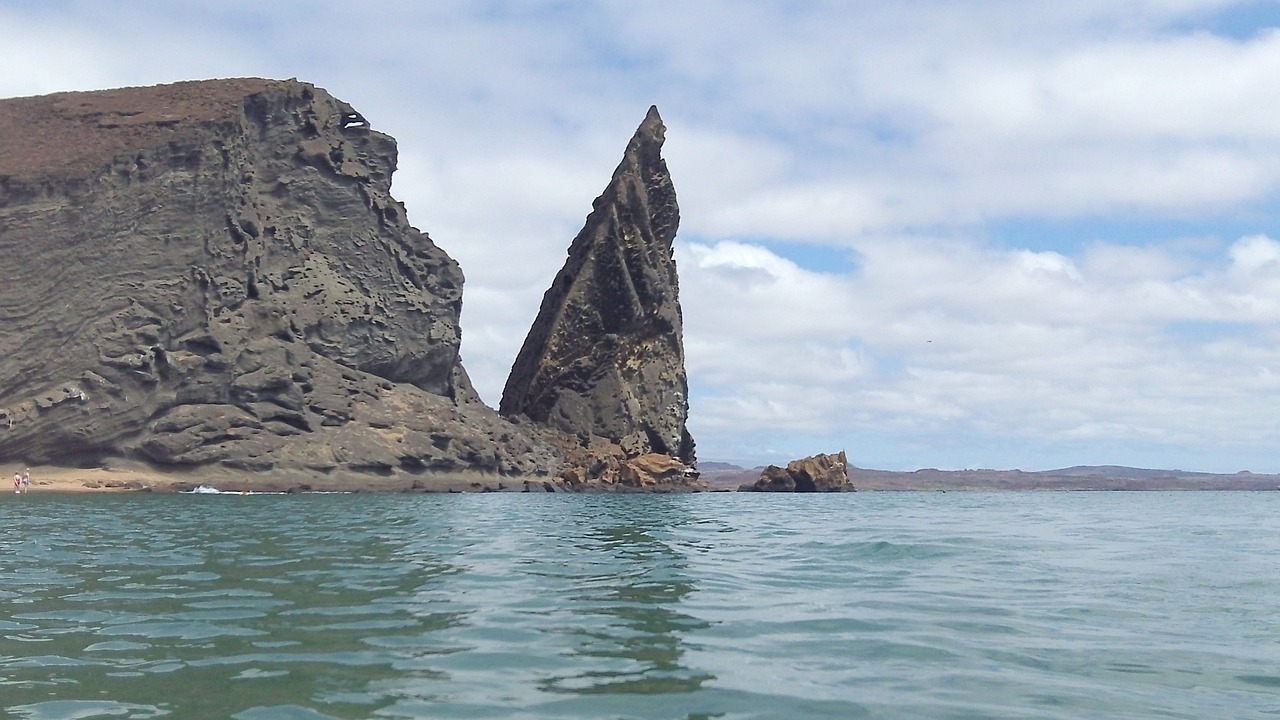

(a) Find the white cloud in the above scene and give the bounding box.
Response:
[1229,233,1280,272]
[680,234,1280,469]
[636,2,1280,235]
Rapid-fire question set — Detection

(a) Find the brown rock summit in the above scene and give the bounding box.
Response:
[500,106,695,466]
[0,79,284,182]
[0,78,554,479]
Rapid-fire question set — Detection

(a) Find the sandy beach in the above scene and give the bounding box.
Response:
[7,465,163,493]
[2,462,549,494]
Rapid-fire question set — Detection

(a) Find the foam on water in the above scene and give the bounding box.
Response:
[184,484,278,495]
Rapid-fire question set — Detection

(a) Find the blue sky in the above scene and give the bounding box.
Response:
[4,0,1280,472]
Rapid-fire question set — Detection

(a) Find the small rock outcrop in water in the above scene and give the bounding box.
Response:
[0,79,559,478]
[740,452,853,492]
[500,106,695,466]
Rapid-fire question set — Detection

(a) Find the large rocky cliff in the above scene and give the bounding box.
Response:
[0,79,554,480]
[500,107,695,465]
[0,79,697,490]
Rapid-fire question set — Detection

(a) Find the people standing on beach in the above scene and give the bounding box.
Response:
[13,470,20,493]
[21,468,30,492]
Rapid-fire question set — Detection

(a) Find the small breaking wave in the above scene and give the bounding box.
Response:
[184,485,280,495]
[182,485,347,495]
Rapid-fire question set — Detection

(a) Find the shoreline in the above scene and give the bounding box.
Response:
[13,464,1276,495]
[2,463,715,495]
[2,463,565,495]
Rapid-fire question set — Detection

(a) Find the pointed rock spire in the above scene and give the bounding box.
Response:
[500,106,695,464]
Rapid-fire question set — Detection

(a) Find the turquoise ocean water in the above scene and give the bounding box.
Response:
[1,491,1279,719]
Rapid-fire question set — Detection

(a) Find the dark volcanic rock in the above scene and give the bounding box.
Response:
[740,451,853,492]
[500,106,695,465]
[0,78,554,478]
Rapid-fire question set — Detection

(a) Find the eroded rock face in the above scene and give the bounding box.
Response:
[0,79,551,477]
[740,451,853,492]
[500,106,695,465]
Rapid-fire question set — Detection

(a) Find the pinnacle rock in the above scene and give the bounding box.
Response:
[500,106,695,465]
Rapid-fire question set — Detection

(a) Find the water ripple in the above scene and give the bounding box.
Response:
[3,492,1280,718]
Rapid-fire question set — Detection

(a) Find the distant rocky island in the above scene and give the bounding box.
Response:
[0,78,704,492]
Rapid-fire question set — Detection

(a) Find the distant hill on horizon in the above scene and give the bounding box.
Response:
[698,461,1280,491]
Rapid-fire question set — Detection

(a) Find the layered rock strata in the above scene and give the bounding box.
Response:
[500,106,695,466]
[740,452,853,492]
[0,79,555,479]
